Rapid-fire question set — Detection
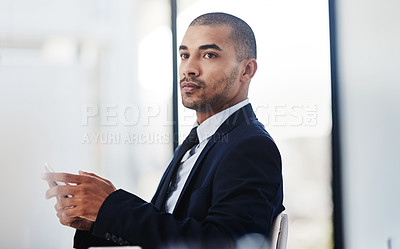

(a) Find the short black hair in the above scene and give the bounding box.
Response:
[189,12,257,61]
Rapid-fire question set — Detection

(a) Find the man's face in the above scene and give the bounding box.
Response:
[179,25,245,114]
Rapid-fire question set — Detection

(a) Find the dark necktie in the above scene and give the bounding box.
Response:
[162,127,199,211]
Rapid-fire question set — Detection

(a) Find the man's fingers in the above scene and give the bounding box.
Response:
[62,207,78,219]
[79,170,112,185]
[54,196,76,211]
[78,171,116,192]
[45,185,76,199]
[78,170,96,177]
[62,206,95,222]
[55,206,94,230]
[57,212,80,226]
[44,170,114,227]
[46,180,58,188]
[41,172,83,184]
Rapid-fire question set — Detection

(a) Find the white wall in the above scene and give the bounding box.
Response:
[334,0,400,248]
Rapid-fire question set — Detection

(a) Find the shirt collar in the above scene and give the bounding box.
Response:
[195,99,249,143]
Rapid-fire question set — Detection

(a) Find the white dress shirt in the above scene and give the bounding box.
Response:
[166,99,250,213]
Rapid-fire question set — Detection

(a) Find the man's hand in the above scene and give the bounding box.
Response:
[42,171,116,230]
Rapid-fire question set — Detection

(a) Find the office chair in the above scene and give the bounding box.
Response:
[269,212,288,249]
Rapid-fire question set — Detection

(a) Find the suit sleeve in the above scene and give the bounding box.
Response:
[74,135,284,249]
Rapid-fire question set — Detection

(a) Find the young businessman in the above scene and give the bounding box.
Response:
[43,12,284,249]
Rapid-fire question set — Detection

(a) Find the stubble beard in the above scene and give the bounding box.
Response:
[182,66,240,114]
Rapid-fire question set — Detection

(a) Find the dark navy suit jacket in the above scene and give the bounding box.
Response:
[74,104,284,249]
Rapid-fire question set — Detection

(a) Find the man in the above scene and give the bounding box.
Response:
[43,12,284,249]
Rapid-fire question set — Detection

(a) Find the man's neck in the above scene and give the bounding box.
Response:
[195,98,248,124]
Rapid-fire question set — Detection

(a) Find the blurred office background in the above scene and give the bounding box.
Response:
[0,0,398,249]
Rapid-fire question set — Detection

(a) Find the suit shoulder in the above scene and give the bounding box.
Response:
[217,122,281,163]
[233,118,277,146]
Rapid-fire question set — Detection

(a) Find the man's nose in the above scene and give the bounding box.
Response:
[182,58,200,78]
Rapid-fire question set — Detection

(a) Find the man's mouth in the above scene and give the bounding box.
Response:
[181,82,201,92]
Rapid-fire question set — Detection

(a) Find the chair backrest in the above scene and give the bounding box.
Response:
[269,213,288,249]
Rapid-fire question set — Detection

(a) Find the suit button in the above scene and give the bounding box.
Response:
[123,240,130,246]
[105,233,111,241]
[112,234,118,243]
[118,237,124,245]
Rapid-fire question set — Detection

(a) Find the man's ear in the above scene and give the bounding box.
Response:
[240,59,258,84]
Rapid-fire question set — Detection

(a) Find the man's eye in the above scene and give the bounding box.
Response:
[204,52,217,59]
[180,54,189,60]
